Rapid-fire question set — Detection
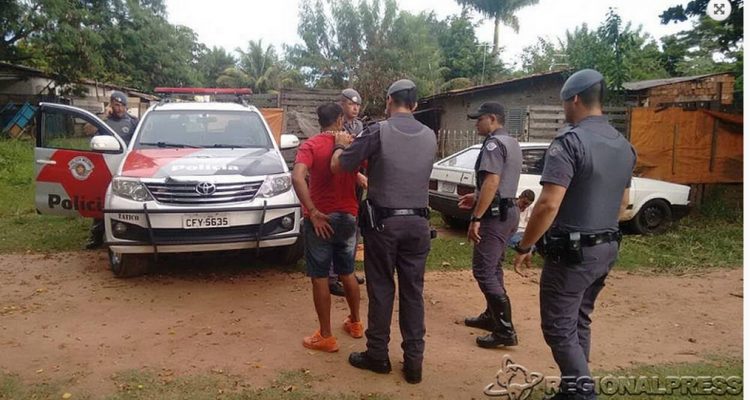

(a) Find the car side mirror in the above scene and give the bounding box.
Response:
[279,134,300,150]
[90,135,122,153]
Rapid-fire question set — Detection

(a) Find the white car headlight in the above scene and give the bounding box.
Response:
[112,178,153,202]
[257,173,292,198]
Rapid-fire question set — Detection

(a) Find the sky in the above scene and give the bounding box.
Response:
[165,0,696,69]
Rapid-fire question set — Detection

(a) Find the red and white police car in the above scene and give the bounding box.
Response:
[34,89,302,277]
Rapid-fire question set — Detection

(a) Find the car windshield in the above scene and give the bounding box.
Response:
[438,148,480,169]
[135,110,273,149]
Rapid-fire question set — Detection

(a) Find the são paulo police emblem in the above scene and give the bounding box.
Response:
[68,156,94,181]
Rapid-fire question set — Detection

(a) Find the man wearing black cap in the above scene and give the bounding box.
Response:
[459,102,522,349]
[513,69,636,400]
[330,79,437,384]
[83,90,139,249]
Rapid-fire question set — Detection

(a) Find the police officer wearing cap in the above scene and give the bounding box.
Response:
[326,89,367,297]
[331,79,437,384]
[459,102,522,349]
[341,88,364,136]
[83,90,139,249]
[513,69,636,400]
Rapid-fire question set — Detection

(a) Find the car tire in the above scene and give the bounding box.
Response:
[630,199,673,235]
[441,213,468,229]
[109,249,151,278]
[275,236,305,266]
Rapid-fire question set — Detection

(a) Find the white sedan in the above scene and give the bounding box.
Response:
[429,142,691,235]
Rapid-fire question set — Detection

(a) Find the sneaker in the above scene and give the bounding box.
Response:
[329,281,345,297]
[343,316,364,338]
[302,330,339,352]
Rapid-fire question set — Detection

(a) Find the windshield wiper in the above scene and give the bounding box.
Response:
[207,144,254,149]
[139,141,200,148]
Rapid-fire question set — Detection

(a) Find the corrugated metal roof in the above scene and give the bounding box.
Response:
[0,61,158,100]
[420,70,569,102]
[623,72,732,91]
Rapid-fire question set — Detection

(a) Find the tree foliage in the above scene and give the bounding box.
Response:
[286,0,446,114]
[1,0,205,90]
[659,0,743,88]
[519,9,669,97]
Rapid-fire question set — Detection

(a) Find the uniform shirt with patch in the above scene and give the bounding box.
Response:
[540,131,582,189]
[477,135,508,177]
[101,114,139,145]
[343,118,363,136]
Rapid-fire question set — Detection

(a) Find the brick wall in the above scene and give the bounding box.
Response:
[646,74,735,107]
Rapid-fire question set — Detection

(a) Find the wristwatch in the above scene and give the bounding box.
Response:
[516,244,532,255]
[470,215,482,222]
[333,144,347,152]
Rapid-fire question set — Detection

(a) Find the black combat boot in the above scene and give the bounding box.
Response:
[476,294,518,348]
[464,304,494,331]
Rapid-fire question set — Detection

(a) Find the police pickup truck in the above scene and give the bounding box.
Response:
[34,90,302,277]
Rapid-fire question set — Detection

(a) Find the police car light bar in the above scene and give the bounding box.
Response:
[154,88,253,95]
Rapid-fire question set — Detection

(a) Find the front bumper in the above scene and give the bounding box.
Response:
[104,197,301,254]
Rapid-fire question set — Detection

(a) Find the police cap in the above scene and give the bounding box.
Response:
[467,102,505,119]
[560,69,604,101]
[386,79,416,97]
[341,88,362,105]
[110,90,128,106]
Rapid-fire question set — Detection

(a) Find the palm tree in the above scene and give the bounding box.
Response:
[216,39,282,93]
[456,0,539,57]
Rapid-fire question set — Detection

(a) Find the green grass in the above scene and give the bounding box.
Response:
[426,206,742,272]
[0,139,90,253]
[524,357,743,400]
[0,369,390,400]
[617,216,743,272]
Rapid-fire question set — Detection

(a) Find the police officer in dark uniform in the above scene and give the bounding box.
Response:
[341,88,364,136]
[459,102,523,348]
[327,88,367,296]
[84,90,139,249]
[331,79,437,384]
[513,69,636,400]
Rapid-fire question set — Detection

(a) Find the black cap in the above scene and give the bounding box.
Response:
[468,102,505,119]
[110,90,128,106]
[560,69,604,100]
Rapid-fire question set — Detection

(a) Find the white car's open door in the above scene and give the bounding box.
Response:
[34,103,127,218]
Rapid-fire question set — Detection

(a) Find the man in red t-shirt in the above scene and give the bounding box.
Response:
[291,103,363,352]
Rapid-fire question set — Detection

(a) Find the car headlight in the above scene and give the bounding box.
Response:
[112,178,153,202]
[257,173,292,198]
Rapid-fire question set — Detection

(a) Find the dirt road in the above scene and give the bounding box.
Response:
[0,251,742,398]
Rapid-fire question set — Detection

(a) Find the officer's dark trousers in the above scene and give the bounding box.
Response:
[472,206,519,297]
[362,215,430,369]
[540,241,618,397]
[90,218,105,240]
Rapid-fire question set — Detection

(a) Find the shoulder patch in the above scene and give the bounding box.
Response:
[548,142,563,157]
[486,141,498,151]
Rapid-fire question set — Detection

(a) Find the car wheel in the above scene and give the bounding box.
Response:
[274,236,304,266]
[630,199,673,235]
[441,213,468,229]
[109,249,151,278]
